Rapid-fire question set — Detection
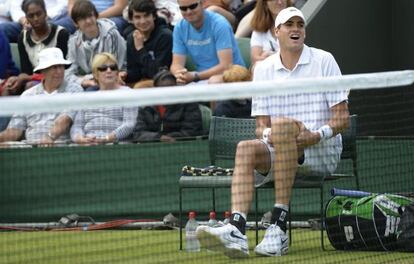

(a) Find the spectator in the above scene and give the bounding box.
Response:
[65,0,126,90]
[234,0,255,37]
[235,0,297,38]
[213,64,252,118]
[250,0,292,66]
[170,0,245,85]
[0,0,70,42]
[3,0,70,96]
[70,52,137,144]
[123,0,183,35]
[0,47,82,144]
[125,0,173,87]
[203,0,237,29]
[64,0,129,34]
[153,0,182,27]
[133,68,203,142]
[196,7,349,258]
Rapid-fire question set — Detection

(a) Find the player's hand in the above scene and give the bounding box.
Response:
[296,123,320,149]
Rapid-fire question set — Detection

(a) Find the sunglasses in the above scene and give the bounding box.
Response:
[97,64,118,72]
[179,2,199,11]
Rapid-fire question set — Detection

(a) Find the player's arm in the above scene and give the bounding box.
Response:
[255,115,270,139]
[327,101,350,136]
[296,101,349,149]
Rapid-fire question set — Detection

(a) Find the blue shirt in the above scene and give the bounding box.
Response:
[92,0,113,13]
[173,10,245,71]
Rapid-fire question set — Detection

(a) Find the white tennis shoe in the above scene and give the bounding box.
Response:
[254,224,289,256]
[196,223,249,258]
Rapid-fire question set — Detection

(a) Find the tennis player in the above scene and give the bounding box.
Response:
[196,7,350,258]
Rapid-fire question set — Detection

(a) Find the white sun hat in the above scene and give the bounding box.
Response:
[275,7,306,28]
[33,47,72,73]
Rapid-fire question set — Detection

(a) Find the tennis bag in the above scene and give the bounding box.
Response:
[325,193,413,251]
[396,202,414,252]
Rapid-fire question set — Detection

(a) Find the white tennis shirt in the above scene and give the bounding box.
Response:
[251,45,348,174]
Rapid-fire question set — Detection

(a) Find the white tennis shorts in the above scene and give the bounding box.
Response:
[254,137,342,187]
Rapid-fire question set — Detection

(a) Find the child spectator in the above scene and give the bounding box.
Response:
[125,0,172,87]
[213,64,252,118]
[65,0,126,90]
[133,68,203,142]
[64,0,128,34]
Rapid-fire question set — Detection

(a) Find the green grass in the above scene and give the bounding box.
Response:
[0,229,412,264]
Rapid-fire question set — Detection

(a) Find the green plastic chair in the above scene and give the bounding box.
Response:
[236,37,251,69]
[178,115,359,250]
[198,104,212,136]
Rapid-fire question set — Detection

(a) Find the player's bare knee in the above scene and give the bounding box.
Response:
[236,139,261,155]
[271,118,299,141]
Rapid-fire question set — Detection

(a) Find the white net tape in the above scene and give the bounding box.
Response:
[1,70,413,116]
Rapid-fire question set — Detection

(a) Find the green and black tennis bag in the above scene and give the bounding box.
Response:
[325,193,413,251]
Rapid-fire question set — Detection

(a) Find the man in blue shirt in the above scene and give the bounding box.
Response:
[170,0,245,85]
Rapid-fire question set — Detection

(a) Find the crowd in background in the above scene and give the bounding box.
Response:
[0,0,305,145]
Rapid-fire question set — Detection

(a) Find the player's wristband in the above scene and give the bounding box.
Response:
[316,125,333,141]
[262,128,271,142]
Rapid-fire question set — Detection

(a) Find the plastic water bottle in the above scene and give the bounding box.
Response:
[208,211,218,227]
[223,211,231,225]
[185,211,200,252]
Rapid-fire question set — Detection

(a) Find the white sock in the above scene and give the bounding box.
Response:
[231,210,247,221]
[274,203,289,211]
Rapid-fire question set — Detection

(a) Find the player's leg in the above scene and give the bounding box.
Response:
[197,139,270,258]
[255,117,301,257]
